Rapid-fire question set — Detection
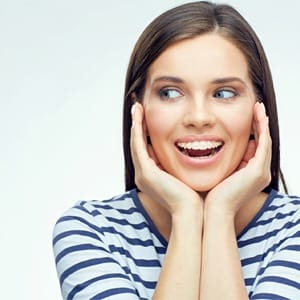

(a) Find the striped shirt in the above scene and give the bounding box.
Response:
[53,189,300,299]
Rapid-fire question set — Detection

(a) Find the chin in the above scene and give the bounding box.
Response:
[177,168,234,195]
[185,180,218,194]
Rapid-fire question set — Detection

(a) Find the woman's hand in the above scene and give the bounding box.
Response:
[130,102,203,216]
[205,101,272,216]
[200,102,271,300]
[131,101,203,300]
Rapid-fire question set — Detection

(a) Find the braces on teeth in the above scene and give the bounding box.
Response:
[176,141,223,150]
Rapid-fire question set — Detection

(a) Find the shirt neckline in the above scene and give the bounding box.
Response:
[237,189,278,240]
[130,188,168,247]
[130,188,278,244]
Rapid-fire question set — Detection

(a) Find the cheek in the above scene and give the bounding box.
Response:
[229,102,254,133]
[144,106,171,138]
[227,107,253,150]
[234,116,252,136]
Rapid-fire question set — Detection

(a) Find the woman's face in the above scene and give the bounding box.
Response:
[142,33,256,192]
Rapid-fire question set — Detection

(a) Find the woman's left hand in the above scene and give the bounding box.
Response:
[205,102,272,217]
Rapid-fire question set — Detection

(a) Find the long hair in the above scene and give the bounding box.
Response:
[122,1,287,193]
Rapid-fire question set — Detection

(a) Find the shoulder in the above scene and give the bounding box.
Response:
[245,191,300,298]
[265,190,300,221]
[269,190,300,237]
[239,190,300,245]
[52,189,157,300]
[55,189,138,224]
[257,189,300,231]
[52,189,142,244]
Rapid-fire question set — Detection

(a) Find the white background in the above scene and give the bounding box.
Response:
[1,0,299,299]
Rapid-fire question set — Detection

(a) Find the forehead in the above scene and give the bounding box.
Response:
[148,33,250,84]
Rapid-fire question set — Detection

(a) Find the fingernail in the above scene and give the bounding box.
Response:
[131,120,135,129]
[260,102,266,113]
[131,103,136,115]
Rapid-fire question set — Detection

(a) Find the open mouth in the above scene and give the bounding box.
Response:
[176,140,224,158]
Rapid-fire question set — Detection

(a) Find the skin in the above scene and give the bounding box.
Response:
[143,34,256,194]
[130,33,271,299]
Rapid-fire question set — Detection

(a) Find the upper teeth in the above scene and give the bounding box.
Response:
[177,141,222,150]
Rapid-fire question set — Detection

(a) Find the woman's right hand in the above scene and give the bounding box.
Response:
[130,102,203,216]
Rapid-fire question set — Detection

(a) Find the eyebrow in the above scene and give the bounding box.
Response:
[151,75,246,86]
[152,76,185,84]
[211,77,246,85]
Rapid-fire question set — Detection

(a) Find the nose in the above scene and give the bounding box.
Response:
[182,95,216,129]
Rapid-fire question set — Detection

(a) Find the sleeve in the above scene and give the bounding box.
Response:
[250,210,300,300]
[52,205,141,300]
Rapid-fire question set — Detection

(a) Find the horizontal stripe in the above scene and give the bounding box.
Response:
[266,199,300,212]
[67,273,130,300]
[55,243,109,264]
[52,189,300,299]
[239,221,299,248]
[116,264,157,289]
[75,202,140,217]
[56,215,102,232]
[56,215,157,247]
[241,231,300,268]
[282,244,300,251]
[109,245,161,267]
[258,276,300,290]
[90,287,138,300]
[268,259,300,271]
[90,205,139,215]
[106,216,149,230]
[53,230,100,246]
[245,277,255,286]
[254,210,296,227]
[251,292,289,300]
[60,257,119,285]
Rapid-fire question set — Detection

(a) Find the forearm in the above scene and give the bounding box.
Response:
[153,208,203,300]
[200,206,248,299]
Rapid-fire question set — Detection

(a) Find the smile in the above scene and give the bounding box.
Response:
[176,140,224,158]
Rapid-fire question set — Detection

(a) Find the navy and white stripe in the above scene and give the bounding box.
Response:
[238,190,300,299]
[53,189,300,299]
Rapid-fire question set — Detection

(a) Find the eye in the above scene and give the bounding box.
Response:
[159,88,182,100]
[214,89,236,99]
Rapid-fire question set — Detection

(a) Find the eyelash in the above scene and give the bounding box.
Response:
[157,87,239,101]
[213,89,238,100]
[158,87,182,100]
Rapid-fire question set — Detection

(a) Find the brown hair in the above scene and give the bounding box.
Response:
[122,1,287,193]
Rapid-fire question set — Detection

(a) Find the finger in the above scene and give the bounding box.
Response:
[252,102,264,142]
[131,103,146,151]
[130,102,155,173]
[254,102,269,135]
[252,102,272,168]
[147,144,163,169]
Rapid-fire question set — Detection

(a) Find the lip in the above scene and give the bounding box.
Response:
[174,134,224,167]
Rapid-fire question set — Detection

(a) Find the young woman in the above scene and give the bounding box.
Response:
[53,2,300,299]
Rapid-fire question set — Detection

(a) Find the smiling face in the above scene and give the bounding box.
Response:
[142,33,257,192]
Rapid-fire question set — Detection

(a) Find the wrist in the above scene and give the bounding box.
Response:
[170,192,203,216]
[172,200,203,227]
[204,201,235,225]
